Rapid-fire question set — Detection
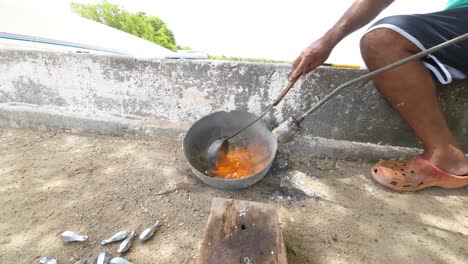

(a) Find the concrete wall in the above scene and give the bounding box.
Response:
[0,50,467,149]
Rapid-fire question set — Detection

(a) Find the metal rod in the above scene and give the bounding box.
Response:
[296,33,468,123]
[227,104,274,140]
[226,76,298,140]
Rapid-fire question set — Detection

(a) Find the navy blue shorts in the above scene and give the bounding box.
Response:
[367,7,468,84]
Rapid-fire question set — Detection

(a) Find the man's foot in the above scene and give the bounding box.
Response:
[371,155,468,192]
[420,145,468,176]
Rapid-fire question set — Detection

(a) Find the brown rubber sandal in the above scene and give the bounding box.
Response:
[371,155,468,191]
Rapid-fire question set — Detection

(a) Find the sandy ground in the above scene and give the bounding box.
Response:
[0,128,467,264]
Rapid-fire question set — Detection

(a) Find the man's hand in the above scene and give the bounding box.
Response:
[290,38,334,81]
[289,0,394,81]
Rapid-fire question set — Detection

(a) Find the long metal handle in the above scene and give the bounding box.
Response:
[227,74,299,140]
[296,33,468,123]
[273,78,299,106]
[226,104,274,140]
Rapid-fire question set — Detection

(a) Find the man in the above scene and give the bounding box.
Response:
[290,0,468,191]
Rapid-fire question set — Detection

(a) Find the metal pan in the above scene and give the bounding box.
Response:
[183,110,277,189]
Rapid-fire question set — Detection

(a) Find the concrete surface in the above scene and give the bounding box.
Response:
[1,127,467,264]
[0,50,467,151]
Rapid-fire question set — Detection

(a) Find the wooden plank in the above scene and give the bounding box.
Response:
[197,198,287,264]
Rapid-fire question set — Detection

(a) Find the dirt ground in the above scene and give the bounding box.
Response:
[0,128,467,264]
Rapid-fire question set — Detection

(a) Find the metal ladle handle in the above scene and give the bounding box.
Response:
[273,78,299,106]
[227,77,299,140]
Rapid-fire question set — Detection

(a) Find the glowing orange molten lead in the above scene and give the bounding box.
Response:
[209,142,269,179]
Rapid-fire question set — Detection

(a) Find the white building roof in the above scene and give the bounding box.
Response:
[0,0,175,58]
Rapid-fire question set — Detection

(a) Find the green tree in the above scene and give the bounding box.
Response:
[177,45,192,50]
[71,0,178,51]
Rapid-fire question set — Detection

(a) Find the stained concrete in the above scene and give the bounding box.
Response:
[0,50,467,150]
[1,127,467,264]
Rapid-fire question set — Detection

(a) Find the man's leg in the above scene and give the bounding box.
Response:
[360,28,468,176]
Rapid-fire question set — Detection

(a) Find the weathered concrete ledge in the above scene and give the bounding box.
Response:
[0,50,467,153]
[0,103,191,139]
[0,103,421,161]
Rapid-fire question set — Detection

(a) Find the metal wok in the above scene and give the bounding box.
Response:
[183,110,277,189]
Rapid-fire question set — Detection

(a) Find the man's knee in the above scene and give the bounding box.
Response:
[360,28,420,67]
[360,28,396,61]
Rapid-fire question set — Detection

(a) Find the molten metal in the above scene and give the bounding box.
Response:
[208,141,269,179]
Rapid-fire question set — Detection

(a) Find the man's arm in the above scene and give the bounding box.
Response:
[290,0,394,80]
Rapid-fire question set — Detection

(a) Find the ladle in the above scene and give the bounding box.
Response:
[207,78,298,168]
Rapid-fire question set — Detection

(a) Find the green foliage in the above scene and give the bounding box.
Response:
[207,55,291,64]
[71,0,178,51]
[70,1,288,62]
[177,45,192,50]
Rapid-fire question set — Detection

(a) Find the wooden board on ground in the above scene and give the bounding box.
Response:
[197,198,287,264]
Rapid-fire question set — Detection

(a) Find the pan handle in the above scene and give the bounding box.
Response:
[273,77,299,106]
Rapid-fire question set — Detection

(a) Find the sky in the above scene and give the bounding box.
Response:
[3,0,448,65]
